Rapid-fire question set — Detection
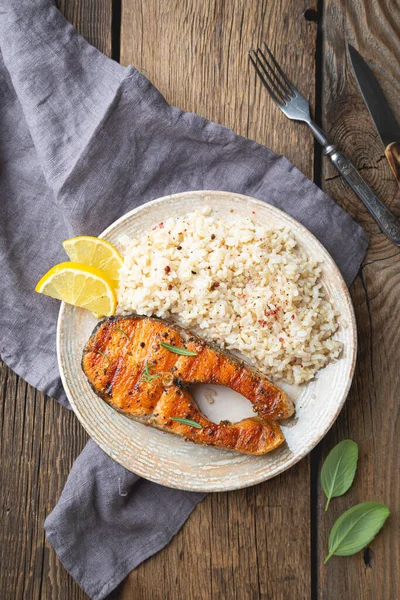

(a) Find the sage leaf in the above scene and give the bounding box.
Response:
[325,502,389,563]
[321,440,358,510]
[160,342,198,356]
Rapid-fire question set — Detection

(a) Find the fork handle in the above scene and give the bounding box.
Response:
[324,144,400,245]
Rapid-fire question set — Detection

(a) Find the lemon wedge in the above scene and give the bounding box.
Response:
[62,236,123,288]
[35,262,117,316]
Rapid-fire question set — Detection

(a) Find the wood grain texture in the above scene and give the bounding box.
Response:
[321,0,400,248]
[120,0,319,175]
[57,0,113,56]
[0,2,112,600]
[118,1,318,598]
[0,361,89,600]
[317,0,400,598]
[111,463,311,600]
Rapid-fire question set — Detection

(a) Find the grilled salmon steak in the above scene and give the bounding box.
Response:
[81,315,294,455]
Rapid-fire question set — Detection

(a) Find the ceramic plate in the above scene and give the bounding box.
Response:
[57,191,356,492]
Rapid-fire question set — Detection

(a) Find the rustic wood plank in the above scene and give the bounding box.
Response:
[120,0,319,175]
[317,1,400,598]
[0,2,113,599]
[118,1,318,598]
[0,362,89,600]
[57,0,113,57]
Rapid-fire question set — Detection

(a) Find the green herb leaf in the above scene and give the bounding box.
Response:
[140,360,161,383]
[170,417,203,429]
[325,502,389,564]
[160,342,198,356]
[114,327,130,340]
[95,350,110,364]
[321,440,359,511]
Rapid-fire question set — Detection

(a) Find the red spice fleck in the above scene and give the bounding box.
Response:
[164,265,171,274]
[258,320,268,327]
[152,221,165,230]
[168,284,173,290]
[210,281,220,290]
[153,221,164,231]
[291,314,295,320]
[279,337,284,343]
[252,211,256,214]
[264,306,281,318]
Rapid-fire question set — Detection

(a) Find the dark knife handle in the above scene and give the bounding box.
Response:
[325,145,400,245]
[385,141,400,188]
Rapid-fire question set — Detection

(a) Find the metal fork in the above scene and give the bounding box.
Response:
[249,43,400,245]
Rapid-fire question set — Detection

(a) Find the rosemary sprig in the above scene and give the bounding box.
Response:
[95,350,110,364]
[170,417,202,429]
[140,360,161,383]
[160,342,198,356]
[114,327,130,340]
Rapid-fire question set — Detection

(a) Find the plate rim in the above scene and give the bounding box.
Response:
[57,190,357,492]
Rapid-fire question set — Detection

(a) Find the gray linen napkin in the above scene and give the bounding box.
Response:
[0,1,368,598]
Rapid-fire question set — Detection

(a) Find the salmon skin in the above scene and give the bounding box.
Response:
[81,315,294,455]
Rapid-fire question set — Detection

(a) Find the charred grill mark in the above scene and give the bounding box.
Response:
[227,365,246,389]
[173,377,190,389]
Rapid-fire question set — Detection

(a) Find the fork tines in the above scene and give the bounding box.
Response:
[249,43,295,106]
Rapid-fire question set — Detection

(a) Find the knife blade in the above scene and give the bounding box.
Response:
[348,43,400,187]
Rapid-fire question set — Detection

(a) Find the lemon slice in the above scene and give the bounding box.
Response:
[62,236,123,287]
[35,262,117,316]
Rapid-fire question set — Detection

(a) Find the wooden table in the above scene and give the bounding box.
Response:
[1,0,399,598]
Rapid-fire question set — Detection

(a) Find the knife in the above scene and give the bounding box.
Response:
[348,44,400,187]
